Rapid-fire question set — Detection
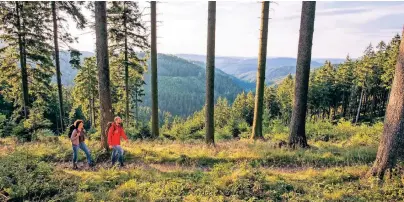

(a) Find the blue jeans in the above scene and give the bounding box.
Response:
[72,142,93,164]
[111,145,124,165]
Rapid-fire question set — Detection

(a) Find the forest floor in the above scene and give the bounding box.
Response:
[0,136,403,201]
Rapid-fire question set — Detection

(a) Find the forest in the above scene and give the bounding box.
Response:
[1,1,404,201]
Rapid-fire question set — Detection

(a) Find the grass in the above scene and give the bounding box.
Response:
[0,121,403,201]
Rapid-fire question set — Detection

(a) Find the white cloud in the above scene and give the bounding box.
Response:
[67,1,403,58]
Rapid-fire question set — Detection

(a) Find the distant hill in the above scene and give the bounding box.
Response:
[141,54,249,116]
[176,54,345,84]
[58,52,251,117]
[58,52,345,117]
[58,51,94,86]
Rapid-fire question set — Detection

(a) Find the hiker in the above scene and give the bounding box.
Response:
[107,116,128,167]
[71,120,95,169]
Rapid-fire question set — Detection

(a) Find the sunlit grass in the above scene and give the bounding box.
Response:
[0,121,403,201]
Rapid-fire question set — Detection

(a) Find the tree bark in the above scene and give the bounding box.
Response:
[95,1,113,150]
[368,29,404,179]
[288,1,316,148]
[252,1,270,140]
[16,2,29,119]
[342,92,348,118]
[135,85,139,128]
[123,2,130,128]
[89,59,95,128]
[205,1,216,145]
[91,95,95,128]
[150,1,159,138]
[363,93,368,117]
[52,1,64,132]
[355,87,364,124]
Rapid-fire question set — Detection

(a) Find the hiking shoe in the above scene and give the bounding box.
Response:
[73,163,78,170]
[119,162,124,168]
[89,162,95,168]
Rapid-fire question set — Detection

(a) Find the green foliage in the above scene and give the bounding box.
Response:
[32,129,58,143]
[0,152,79,201]
[125,123,152,140]
[276,74,294,124]
[71,56,99,128]
[0,114,6,137]
[232,91,255,126]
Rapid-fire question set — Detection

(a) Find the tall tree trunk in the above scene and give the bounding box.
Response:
[288,1,316,148]
[380,90,388,117]
[91,95,95,128]
[89,58,95,128]
[251,1,270,140]
[363,93,368,116]
[150,1,159,138]
[89,98,92,127]
[355,87,364,124]
[95,1,113,150]
[333,106,336,120]
[52,1,64,132]
[123,2,130,128]
[205,1,216,145]
[368,29,404,179]
[135,86,139,128]
[372,95,377,118]
[342,92,348,118]
[328,106,331,119]
[16,2,29,119]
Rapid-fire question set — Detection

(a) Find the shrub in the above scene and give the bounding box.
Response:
[11,122,30,141]
[0,114,6,137]
[0,152,79,201]
[32,129,58,143]
[216,126,233,140]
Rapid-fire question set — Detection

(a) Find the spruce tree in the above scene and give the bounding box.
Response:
[108,1,149,127]
[50,1,86,132]
[150,1,159,137]
[369,29,404,179]
[205,1,216,145]
[71,56,99,129]
[289,1,316,148]
[0,2,55,137]
[95,1,114,150]
[252,1,270,140]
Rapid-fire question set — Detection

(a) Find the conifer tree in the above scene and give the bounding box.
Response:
[0,2,55,137]
[108,1,149,127]
[289,1,316,148]
[369,29,404,179]
[71,57,99,128]
[95,1,113,150]
[51,1,86,132]
[150,1,159,137]
[205,1,216,145]
[252,1,270,140]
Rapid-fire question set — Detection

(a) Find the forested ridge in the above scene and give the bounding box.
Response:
[52,52,250,117]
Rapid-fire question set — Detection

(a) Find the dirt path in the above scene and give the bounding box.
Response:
[53,161,211,173]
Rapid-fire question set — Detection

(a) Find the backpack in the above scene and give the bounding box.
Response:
[67,124,75,138]
[105,122,114,136]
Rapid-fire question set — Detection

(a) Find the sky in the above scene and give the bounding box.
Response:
[67,1,404,59]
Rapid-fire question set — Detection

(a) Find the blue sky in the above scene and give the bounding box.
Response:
[68,1,404,58]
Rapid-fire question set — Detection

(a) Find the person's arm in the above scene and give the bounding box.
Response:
[121,128,128,141]
[71,130,78,141]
